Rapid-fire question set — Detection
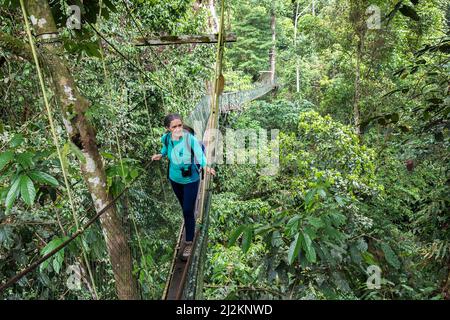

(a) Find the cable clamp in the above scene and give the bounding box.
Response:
[36,32,61,44]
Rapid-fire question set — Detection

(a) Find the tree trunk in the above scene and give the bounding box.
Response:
[354,34,362,136]
[352,0,366,138]
[443,262,450,300]
[294,1,300,93]
[208,0,219,33]
[270,4,276,84]
[23,0,139,300]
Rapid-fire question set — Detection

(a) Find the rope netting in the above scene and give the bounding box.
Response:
[220,81,277,113]
[185,80,277,137]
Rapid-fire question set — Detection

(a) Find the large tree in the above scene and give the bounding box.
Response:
[0,0,138,299]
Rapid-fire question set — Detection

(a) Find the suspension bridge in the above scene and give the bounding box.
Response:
[163,79,277,300]
[0,0,278,300]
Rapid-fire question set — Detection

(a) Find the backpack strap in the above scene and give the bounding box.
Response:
[186,133,204,178]
[185,134,198,172]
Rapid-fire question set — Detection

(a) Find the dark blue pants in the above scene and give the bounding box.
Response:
[170,179,200,242]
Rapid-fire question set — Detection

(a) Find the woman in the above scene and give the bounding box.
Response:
[151,113,215,260]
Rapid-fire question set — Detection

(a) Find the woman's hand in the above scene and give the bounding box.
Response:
[205,167,216,176]
[152,154,163,161]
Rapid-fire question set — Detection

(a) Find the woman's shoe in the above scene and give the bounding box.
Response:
[181,241,193,261]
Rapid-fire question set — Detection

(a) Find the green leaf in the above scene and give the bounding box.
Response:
[288,232,302,265]
[9,134,24,148]
[381,243,400,269]
[335,195,345,206]
[39,237,67,272]
[228,224,246,247]
[241,227,253,253]
[28,171,59,187]
[40,237,67,256]
[16,152,34,169]
[61,142,70,171]
[362,251,377,265]
[0,151,14,172]
[53,251,64,274]
[83,41,102,58]
[103,0,117,13]
[307,216,325,229]
[130,169,139,179]
[5,177,20,214]
[101,152,116,160]
[19,175,36,206]
[317,188,326,199]
[301,231,317,263]
[254,224,272,236]
[329,212,347,227]
[286,215,301,236]
[304,189,316,208]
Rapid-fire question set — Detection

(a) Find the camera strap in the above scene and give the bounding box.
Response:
[167,132,201,175]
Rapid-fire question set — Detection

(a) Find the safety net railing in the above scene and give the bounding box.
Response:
[184,80,277,135]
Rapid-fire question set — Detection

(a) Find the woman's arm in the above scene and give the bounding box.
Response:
[152,133,168,161]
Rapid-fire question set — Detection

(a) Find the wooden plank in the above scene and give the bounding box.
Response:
[134,33,236,46]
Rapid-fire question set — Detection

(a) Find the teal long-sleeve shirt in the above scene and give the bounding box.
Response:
[160,131,207,184]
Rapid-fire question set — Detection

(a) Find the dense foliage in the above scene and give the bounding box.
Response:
[205,0,449,300]
[0,0,448,300]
